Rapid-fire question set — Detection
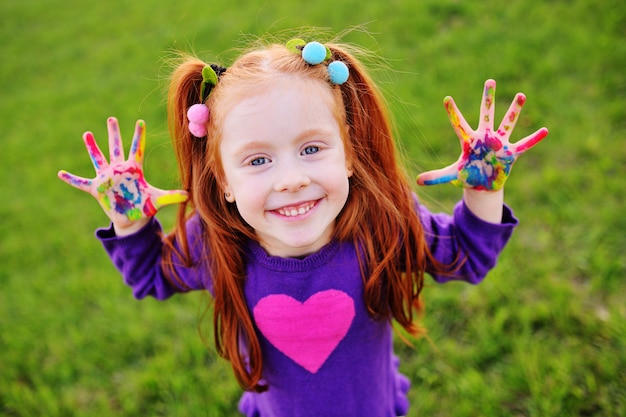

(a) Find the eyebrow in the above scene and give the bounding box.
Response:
[231,140,273,159]
[294,127,338,142]
[232,127,338,157]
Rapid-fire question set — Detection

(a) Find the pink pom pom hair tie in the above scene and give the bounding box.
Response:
[187,104,210,138]
[186,64,226,138]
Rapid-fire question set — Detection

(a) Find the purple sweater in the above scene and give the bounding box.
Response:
[98,200,517,417]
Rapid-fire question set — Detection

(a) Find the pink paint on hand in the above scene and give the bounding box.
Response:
[514,127,549,154]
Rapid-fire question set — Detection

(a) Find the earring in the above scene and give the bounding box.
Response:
[223,187,235,203]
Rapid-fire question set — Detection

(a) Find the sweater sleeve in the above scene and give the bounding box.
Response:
[96,214,211,300]
[417,198,518,284]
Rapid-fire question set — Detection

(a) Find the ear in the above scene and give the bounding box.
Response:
[346,154,354,178]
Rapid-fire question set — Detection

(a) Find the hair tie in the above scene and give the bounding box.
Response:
[286,39,349,85]
[187,64,227,138]
[187,104,209,138]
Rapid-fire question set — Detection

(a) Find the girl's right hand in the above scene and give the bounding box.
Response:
[58,117,188,234]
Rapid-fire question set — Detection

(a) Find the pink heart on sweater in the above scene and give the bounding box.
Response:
[253,290,355,373]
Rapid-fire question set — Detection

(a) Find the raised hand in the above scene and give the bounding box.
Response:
[58,117,188,228]
[417,79,548,191]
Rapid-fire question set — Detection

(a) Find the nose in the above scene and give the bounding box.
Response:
[273,159,311,192]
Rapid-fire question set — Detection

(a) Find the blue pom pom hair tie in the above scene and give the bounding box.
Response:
[286,39,349,85]
[327,61,349,85]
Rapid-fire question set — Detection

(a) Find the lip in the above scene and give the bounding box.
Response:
[270,199,320,218]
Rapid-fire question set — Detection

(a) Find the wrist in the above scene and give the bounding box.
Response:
[113,217,151,237]
[463,188,504,224]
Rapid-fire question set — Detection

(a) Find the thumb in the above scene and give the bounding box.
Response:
[417,163,459,186]
[154,189,189,209]
[58,170,93,193]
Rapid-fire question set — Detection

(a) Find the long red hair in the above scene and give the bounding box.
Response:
[163,42,444,392]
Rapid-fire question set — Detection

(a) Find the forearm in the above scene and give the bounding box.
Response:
[463,188,504,224]
[418,194,518,284]
[99,216,208,299]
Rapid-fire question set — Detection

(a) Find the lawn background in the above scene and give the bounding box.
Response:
[1,0,624,416]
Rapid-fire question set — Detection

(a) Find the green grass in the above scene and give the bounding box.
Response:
[1,0,624,415]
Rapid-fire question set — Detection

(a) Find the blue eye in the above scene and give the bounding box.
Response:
[303,146,320,155]
[250,157,269,166]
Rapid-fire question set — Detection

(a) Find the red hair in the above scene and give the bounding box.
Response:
[163,42,446,392]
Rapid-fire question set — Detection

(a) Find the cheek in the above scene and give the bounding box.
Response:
[232,189,267,222]
[325,170,351,203]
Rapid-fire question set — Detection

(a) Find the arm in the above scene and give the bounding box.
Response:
[417,197,517,284]
[415,79,548,281]
[417,79,548,223]
[58,117,202,298]
[97,214,209,299]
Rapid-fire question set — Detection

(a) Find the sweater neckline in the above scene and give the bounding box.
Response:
[246,239,341,272]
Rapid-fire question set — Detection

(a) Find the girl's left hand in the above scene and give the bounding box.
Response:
[417,79,548,191]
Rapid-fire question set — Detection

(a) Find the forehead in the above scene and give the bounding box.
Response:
[222,73,337,110]
[218,76,342,144]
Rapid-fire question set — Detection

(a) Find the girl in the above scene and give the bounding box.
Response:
[58,39,548,416]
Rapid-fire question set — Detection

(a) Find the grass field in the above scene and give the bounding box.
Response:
[1,0,624,416]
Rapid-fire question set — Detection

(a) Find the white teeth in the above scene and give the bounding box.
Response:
[277,202,314,217]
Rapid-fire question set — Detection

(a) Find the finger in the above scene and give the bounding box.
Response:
[107,117,125,164]
[511,127,549,156]
[417,163,459,186]
[496,93,526,140]
[58,170,93,193]
[155,189,189,209]
[478,79,496,133]
[142,188,189,217]
[444,96,473,145]
[83,131,108,172]
[128,119,146,166]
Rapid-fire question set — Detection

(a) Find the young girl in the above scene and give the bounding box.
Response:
[58,39,547,416]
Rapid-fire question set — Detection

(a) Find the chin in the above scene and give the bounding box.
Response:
[266,235,328,258]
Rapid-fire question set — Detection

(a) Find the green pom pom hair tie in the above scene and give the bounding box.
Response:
[286,39,349,85]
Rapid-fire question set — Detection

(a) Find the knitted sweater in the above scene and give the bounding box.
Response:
[97,200,517,416]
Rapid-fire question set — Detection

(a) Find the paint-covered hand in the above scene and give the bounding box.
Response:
[58,117,188,228]
[417,79,548,191]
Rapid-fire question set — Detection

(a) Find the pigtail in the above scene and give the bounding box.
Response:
[162,57,206,280]
[328,44,432,335]
[167,57,207,196]
[163,56,266,392]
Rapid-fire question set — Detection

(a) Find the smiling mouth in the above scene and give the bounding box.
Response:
[275,201,317,217]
